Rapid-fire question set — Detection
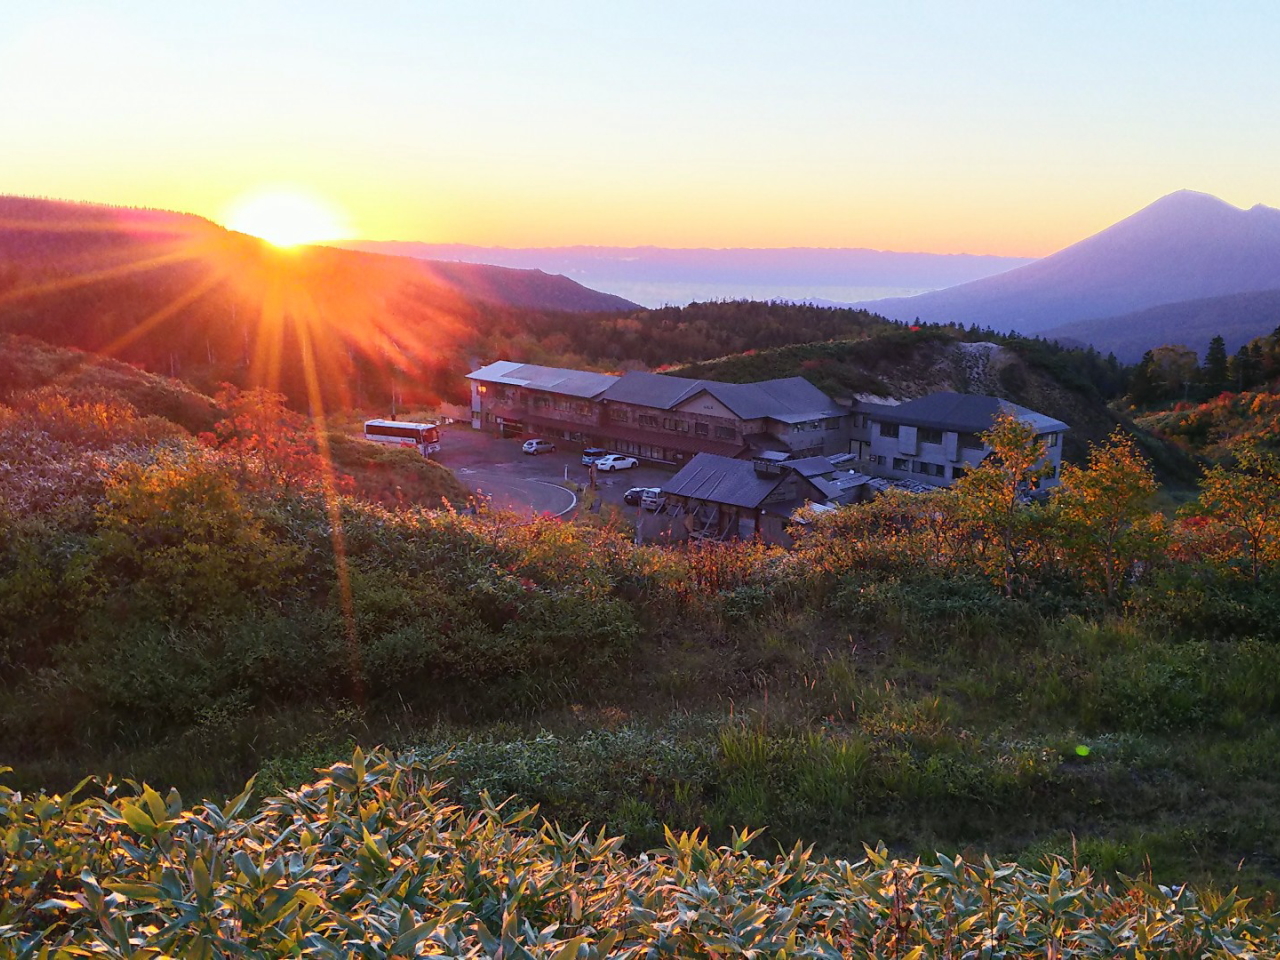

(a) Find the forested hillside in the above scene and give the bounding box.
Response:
[1044,288,1280,363]
[1122,326,1280,462]
[668,324,1144,468]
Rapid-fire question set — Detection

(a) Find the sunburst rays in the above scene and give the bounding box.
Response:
[1,199,462,703]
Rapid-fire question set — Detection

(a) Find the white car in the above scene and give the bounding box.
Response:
[593,454,638,472]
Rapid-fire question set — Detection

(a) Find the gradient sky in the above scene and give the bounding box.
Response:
[2,2,1277,256]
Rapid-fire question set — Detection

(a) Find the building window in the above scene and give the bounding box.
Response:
[638,414,660,428]
[959,432,984,451]
[918,427,943,444]
[663,418,689,432]
[1046,464,1058,478]
[609,407,629,422]
[714,425,736,440]
[694,422,709,437]
[892,457,909,471]
[913,461,944,477]
[951,466,967,480]
[1045,432,1060,448]
[825,418,841,431]
[879,422,900,439]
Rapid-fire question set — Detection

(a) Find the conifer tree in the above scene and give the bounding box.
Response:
[1127,351,1162,405]
[1202,335,1228,395]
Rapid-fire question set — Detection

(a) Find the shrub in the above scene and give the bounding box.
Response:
[5,749,1279,956]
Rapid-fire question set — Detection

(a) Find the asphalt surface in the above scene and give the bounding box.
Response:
[434,423,676,519]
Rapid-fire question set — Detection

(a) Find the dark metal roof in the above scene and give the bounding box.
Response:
[868,392,1068,434]
[718,377,845,422]
[783,456,839,478]
[601,371,844,421]
[663,453,790,509]
[598,371,702,408]
[467,360,618,398]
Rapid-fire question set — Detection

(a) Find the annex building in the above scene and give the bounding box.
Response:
[849,392,1068,489]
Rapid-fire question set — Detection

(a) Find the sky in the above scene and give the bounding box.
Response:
[1,1,1278,256]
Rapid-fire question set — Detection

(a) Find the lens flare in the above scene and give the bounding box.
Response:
[223,188,350,248]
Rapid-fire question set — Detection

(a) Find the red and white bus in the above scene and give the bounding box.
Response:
[363,419,441,457]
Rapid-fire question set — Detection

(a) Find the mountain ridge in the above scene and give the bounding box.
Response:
[858,190,1280,334]
[342,241,1033,307]
[1042,288,1280,362]
[0,196,637,315]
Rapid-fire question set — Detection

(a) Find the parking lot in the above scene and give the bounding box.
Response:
[435,423,676,519]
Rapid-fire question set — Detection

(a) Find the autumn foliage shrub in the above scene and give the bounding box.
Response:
[6,749,1280,957]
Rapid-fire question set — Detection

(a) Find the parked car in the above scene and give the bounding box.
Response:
[624,486,660,506]
[521,438,556,455]
[580,447,608,466]
[593,454,639,472]
[641,488,666,511]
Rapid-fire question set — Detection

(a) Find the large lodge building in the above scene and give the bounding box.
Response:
[467,361,850,464]
[466,360,1067,488]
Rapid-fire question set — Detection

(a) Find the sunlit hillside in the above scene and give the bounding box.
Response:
[0,196,635,412]
[5,337,1280,896]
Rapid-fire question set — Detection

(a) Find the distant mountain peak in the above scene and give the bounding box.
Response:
[1155,188,1232,204]
[858,189,1280,335]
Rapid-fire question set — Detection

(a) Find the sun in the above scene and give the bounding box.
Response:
[223,188,350,248]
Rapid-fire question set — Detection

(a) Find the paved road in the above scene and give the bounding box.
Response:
[453,466,578,518]
[436,423,675,518]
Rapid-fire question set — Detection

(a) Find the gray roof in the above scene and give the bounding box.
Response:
[601,371,844,421]
[782,456,839,478]
[467,360,618,398]
[598,371,702,408]
[723,377,846,422]
[664,453,790,509]
[869,392,1068,435]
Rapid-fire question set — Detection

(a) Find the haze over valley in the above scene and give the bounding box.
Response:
[342,241,1033,307]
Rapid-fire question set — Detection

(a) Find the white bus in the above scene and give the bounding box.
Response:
[363,419,441,457]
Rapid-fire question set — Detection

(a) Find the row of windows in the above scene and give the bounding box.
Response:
[610,439,675,461]
[877,423,965,447]
[628,412,736,440]
[890,456,957,480]
[875,422,993,453]
[792,418,842,432]
[527,395,594,416]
